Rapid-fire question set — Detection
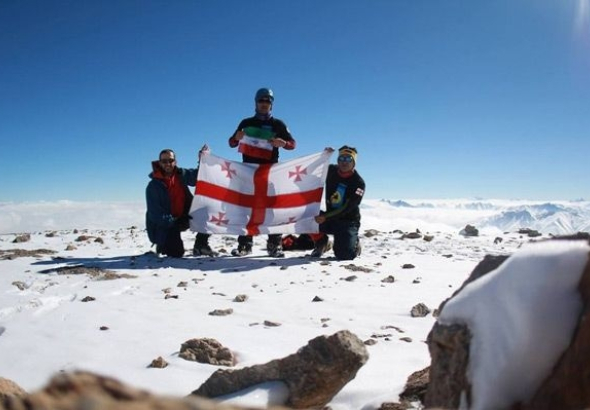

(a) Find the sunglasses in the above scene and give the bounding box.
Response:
[338,155,353,163]
[257,99,272,104]
[160,158,176,164]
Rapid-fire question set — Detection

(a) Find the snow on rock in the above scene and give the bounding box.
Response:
[438,240,590,410]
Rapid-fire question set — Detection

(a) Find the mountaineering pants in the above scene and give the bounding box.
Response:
[319,219,360,260]
[158,228,184,257]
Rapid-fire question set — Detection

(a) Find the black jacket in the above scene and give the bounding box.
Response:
[323,164,365,223]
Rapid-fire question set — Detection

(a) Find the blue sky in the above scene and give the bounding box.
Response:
[1,0,589,202]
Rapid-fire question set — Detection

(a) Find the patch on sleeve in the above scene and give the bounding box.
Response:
[355,187,364,196]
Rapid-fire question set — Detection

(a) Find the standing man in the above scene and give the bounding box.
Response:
[228,87,296,257]
[146,149,216,257]
[311,145,365,260]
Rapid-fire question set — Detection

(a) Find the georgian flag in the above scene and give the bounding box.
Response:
[238,126,275,160]
[189,149,333,235]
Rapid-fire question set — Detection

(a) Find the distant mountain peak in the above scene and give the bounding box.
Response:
[382,199,413,208]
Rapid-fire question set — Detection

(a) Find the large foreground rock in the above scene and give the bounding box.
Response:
[192,330,369,409]
[521,242,590,409]
[0,371,289,410]
[425,255,507,408]
[0,377,26,401]
[424,323,471,409]
[425,238,590,409]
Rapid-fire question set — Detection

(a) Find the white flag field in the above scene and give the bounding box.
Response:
[189,149,333,235]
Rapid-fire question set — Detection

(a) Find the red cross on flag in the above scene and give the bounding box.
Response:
[189,149,333,235]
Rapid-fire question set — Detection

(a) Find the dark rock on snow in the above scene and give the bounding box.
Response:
[460,224,479,237]
[147,356,168,369]
[179,338,236,367]
[192,330,368,409]
[402,232,422,240]
[410,303,431,317]
[12,234,31,243]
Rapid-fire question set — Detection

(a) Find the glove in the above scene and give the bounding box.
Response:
[199,144,210,159]
[175,215,192,232]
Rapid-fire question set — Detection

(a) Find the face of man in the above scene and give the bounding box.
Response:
[337,154,355,173]
[159,152,177,176]
[256,98,272,114]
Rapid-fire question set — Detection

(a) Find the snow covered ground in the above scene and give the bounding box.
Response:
[0,199,588,409]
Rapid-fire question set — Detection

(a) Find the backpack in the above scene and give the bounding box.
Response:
[281,234,315,251]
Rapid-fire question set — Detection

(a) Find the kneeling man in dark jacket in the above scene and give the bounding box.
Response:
[310,145,365,260]
[145,149,213,257]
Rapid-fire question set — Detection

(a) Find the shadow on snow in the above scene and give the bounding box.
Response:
[31,251,318,274]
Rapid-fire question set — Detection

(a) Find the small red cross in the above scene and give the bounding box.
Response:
[221,161,237,179]
[288,165,307,182]
[210,212,229,226]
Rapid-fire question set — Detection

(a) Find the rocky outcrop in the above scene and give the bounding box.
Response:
[192,330,368,409]
[425,237,590,410]
[521,247,590,409]
[377,367,430,410]
[425,253,509,409]
[0,372,290,410]
[399,367,429,404]
[424,323,472,409]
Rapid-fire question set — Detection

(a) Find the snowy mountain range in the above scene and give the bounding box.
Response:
[375,199,590,235]
[1,198,589,236]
